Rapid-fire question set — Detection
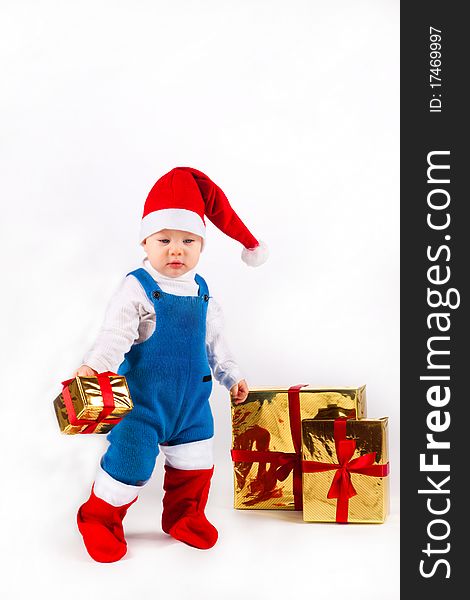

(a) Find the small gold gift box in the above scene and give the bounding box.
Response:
[54,373,133,434]
[231,385,367,510]
[302,417,390,523]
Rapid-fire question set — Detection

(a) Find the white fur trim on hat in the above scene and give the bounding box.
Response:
[140,208,206,243]
[241,240,269,267]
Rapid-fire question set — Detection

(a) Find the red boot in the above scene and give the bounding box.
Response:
[77,486,137,563]
[161,465,218,549]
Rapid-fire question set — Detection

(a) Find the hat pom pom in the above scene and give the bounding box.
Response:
[241,240,269,267]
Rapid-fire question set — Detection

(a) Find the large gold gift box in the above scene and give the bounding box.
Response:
[231,385,367,510]
[302,418,390,523]
[54,373,133,434]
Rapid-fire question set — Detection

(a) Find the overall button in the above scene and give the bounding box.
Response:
[203,294,209,302]
[152,291,161,299]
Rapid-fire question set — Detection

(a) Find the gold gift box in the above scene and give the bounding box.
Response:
[302,418,389,523]
[54,374,133,434]
[231,386,367,510]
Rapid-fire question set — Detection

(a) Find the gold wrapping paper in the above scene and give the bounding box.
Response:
[231,386,367,510]
[302,418,389,523]
[54,374,133,434]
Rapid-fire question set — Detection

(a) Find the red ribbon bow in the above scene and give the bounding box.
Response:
[61,372,122,434]
[302,419,390,522]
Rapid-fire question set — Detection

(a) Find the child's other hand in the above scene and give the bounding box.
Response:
[230,379,249,404]
[74,365,98,378]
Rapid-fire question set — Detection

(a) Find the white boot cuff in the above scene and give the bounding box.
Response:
[94,465,142,507]
[160,437,214,470]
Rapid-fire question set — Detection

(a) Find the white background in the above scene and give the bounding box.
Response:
[1,1,399,598]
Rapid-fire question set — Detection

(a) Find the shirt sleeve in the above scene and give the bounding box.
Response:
[206,297,244,391]
[82,276,149,373]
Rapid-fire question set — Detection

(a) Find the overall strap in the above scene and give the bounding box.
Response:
[194,274,209,298]
[127,268,162,303]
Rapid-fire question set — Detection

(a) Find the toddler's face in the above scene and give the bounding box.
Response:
[143,229,202,277]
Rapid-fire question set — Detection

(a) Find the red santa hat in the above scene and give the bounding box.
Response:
[140,166,268,267]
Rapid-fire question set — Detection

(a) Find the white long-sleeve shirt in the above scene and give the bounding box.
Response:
[83,259,243,390]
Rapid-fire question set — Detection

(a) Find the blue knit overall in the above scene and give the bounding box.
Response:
[101,268,214,486]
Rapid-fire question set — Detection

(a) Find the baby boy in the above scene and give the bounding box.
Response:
[74,167,267,562]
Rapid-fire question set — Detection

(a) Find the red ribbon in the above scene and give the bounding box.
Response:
[231,384,308,510]
[302,418,390,522]
[61,372,122,434]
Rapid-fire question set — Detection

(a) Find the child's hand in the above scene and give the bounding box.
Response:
[230,379,249,404]
[74,365,98,378]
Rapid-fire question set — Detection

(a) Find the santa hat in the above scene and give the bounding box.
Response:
[140,167,268,267]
